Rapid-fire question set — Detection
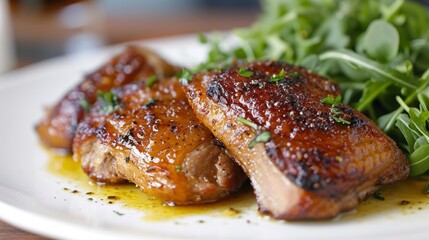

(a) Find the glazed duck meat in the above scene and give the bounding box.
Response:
[37,46,177,152]
[73,78,247,205]
[182,61,409,219]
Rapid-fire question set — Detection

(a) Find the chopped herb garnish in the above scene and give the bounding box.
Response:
[321,95,351,125]
[145,75,158,87]
[331,115,351,125]
[178,68,192,85]
[197,0,429,191]
[197,32,208,44]
[373,192,385,201]
[237,67,253,77]
[290,72,301,78]
[143,98,157,107]
[248,131,272,149]
[269,69,285,82]
[321,95,342,105]
[97,91,120,113]
[236,117,258,130]
[236,118,272,148]
[175,166,182,172]
[79,99,91,111]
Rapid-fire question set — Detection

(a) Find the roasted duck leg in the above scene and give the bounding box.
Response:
[37,46,176,152]
[182,61,409,219]
[73,78,247,204]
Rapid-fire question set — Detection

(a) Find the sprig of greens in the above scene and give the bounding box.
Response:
[321,95,351,125]
[200,0,429,184]
[236,117,258,130]
[248,131,272,149]
[79,99,91,111]
[145,75,158,87]
[178,68,192,85]
[97,91,120,114]
[236,117,272,148]
[237,67,254,77]
[269,69,285,82]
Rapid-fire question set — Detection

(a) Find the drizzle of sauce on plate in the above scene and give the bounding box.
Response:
[46,152,256,221]
[46,151,429,221]
[341,177,429,220]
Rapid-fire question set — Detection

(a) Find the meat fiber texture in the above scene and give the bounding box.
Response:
[73,78,247,205]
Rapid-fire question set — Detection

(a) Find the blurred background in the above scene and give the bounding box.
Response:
[1,0,260,72]
[3,0,429,73]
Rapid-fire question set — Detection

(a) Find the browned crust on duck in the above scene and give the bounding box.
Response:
[73,78,247,204]
[37,46,177,152]
[183,61,409,219]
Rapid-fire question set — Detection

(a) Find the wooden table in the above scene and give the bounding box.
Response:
[0,220,49,240]
[1,2,258,238]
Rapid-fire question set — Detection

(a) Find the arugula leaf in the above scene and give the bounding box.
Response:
[355,80,391,111]
[319,50,418,90]
[363,20,400,62]
[200,0,429,183]
[409,144,429,176]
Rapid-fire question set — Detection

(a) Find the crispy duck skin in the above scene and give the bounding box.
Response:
[36,46,177,152]
[73,78,247,204]
[182,61,409,219]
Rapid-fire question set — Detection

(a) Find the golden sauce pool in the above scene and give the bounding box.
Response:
[46,152,429,221]
[46,153,256,221]
[342,177,429,220]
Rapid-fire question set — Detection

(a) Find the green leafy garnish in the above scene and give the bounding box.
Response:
[321,95,342,106]
[322,95,351,125]
[237,67,253,77]
[236,117,258,130]
[269,69,285,82]
[145,75,158,87]
[199,0,429,185]
[197,32,208,44]
[97,91,120,114]
[175,166,182,172]
[363,20,400,62]
[178,68,192,85]
[331,115,351,125]
[79,99,91,111]
[236,118,272,149]
[248,131,272,149]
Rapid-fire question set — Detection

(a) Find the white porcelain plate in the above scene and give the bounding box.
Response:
[0,35,428,240]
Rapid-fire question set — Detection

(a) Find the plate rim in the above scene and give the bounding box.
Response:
[1,33,429,240]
